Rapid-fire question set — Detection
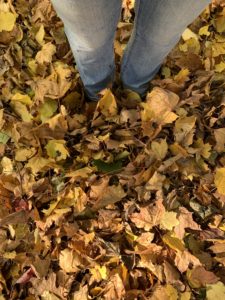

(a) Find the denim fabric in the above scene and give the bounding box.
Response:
[51,0,210,100]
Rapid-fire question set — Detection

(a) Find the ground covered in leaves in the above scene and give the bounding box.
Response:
[0,0,225,299]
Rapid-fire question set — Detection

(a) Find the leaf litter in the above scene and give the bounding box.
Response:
[0,0,225,299]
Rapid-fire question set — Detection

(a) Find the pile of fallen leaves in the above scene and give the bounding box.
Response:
[0,0,225,299]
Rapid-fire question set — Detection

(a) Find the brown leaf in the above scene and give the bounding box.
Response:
[130,199,165,231]
[187,266,219,288]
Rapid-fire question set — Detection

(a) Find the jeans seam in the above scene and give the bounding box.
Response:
[121,0,142,76]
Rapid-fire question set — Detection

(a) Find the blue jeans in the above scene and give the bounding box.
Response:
[51,0,210,100]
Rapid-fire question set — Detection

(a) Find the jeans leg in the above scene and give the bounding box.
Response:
[51,0,122,100]
[121,0,211,96]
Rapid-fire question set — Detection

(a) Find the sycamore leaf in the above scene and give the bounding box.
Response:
[199,25,210,36]
[93,184,126,210]
[65,167,93,179]
[162,232,185,252]
[187,266,219,288]
[141,87,179,125]
[59,249,83,273]
[15,148,36,162]
[130,199,165,231]
[214,128,225,152]
[39,99,58,123]
[97,89,118,117]
[45,139,70,161]
[0,12,16,32]
[215,15,225,33]
[160,211,179,231]
[35,42,56,64]
[214,168,225,195]
[150,284,178,300]
[72,285,88,300]
[151,139,168,160]
[10,101,33,122]
[215,61,225,73]
[206,281,225,300]
[182,28,198,41]
[26,156,54,175]
[11,93,32,106]
[1,157,13,174]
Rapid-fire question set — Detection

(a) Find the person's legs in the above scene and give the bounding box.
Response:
[121,0,211,97]
[51,0,122,100]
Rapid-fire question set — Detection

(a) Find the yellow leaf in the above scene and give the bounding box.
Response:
[199,25,210,36]
[10,101,33,122]
[151,139,168,160]
[26,156,54,175]
[215,15,225,33]
[207,281,225,300]
[11,93,32,106]
[27,59,38,74]
[45,139,70,161]
[0,109,4,129]
[65,167,93,179]
[174,69,190,84]
[41,290,60,300]
[15,148,36,162]
[215,61,225,73]
[97,89,118,117]
[214,168,225,195]
[2,251,16,259]
[214,128,225,153]
[160,211,179,231]
[1,156,13,174]
[182,28,198,41]
[180,292,191,300]
[35,42,56,64]
[38,99,58,123]
[162,232,185,252]
[0,12,16,32]
[35,24,45,45]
